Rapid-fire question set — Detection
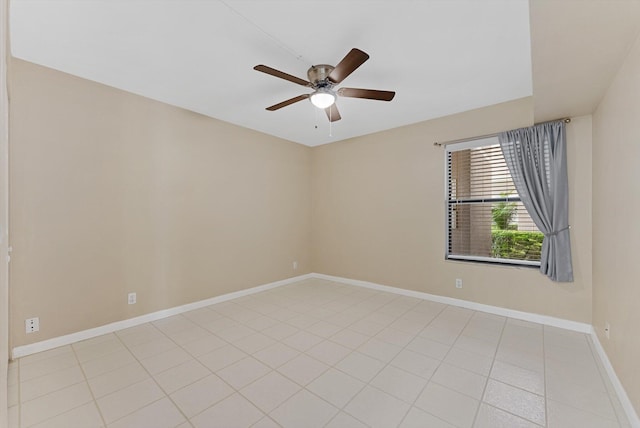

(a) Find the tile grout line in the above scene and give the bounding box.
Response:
[305,291,424,426]
[393,302,467,428]
[17,347,97,428]
[147,312,281,426]
[313,292,420,427]
[385,304,445,427]
[172,287,323,423]
[545,329,624,426]
[14,280,618,428]
[99,321,195,427]
[111,325,196,427]
[15,360,20,428]
[69,343,109,428]
[586,334,629,427]
[465,319,550,426]
[199,287,355,423]
[15,346,103,428]
[481,323,548,427]
[18,286,466,426]
[324,291,425,427]
[545,329,617,422]
[543,325,549,428]
[267,290,398,427]
[183,285,357,425]
[23,294,371,428]
[263,287,420,427]
[408,311,550,427]
[470,313,508,427]
[436,310,492,426]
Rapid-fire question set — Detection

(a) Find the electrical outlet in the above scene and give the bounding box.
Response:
[128,292,137,305]
[455,278,463,289]
[25,317,39,334]
[293,260,298,270]
[605,322,610,339]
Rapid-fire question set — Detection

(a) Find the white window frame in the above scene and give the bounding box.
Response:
[444,136,541,267]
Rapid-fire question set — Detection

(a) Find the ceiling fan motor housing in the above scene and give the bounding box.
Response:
[308,64,335,88]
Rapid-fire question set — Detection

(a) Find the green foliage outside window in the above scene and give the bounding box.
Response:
[491,230,544,261]
[491,193,517,230]
[491,193,543,261]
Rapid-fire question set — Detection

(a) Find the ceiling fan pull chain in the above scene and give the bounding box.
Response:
[314,106,319,129]
[329,108,333,137]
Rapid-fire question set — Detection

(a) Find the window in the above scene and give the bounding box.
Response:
[445,136,542,266]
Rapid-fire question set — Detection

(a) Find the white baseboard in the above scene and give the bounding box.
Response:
[13,271,591,359]
[590,329,640,428]
[312,273,638,426]
[13,271,638,427]
[311,273,592,333]
[11,273,314,359]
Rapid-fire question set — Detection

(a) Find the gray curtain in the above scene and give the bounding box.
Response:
[498,121,573,282]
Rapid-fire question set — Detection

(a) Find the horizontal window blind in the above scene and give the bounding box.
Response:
[446,141,542,265]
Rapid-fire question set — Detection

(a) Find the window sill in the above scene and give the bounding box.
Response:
[446,255,541,269]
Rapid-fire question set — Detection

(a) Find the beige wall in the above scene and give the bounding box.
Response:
[311,98,593,323]
[9,59,311,348]
[1,0,9,422]
[8,58,596,353]
[593,32,640,414]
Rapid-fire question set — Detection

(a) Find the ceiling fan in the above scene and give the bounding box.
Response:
[254,48,395,122]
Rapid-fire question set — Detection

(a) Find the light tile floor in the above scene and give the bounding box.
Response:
[7,278,631,428]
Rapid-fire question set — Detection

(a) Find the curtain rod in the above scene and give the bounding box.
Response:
[433,117,571,147]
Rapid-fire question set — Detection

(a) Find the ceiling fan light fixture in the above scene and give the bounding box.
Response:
[309,88,336,109]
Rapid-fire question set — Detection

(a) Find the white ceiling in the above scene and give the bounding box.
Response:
[9,1,534,146]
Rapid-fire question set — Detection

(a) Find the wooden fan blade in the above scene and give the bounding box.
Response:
[266,95,309,111]
[324,104,341,122]
[327,48,369,84]
[254,65,310,87]
[338,87,395,101]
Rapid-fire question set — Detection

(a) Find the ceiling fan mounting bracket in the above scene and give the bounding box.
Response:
[307,64,335,89]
